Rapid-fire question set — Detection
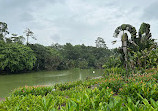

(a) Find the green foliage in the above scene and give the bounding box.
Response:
[113,22,158,72]
[0,43,36,73]
[12,86,54,96]
[28,44,62,70]
[120,82,158,103]
[114,24,137,41]
[58,43,112,70]
[1,69,158,110]
[28,44,47,70]
[138,23,152,49]
[147,48,158,68]
[104,67,127,77]
[28,42,113,71]
[62,43,81,60]
[44,47,62,70]
[103,55,121,69]
[77,60,88,69]
[1,68,158,110]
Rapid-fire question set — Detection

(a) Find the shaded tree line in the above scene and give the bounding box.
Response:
[28,42,112,71]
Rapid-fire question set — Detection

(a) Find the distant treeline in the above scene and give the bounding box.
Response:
[0,41,113,74]
[0,21,114,74]
[29,43,113,70]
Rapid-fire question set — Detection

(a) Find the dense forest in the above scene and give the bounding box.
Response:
[0,21,114,74]
[0,21,158,74]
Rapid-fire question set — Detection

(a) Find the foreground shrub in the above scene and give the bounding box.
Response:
[11,85,54,96]
[1,68,158,110]
[119,82,158,103]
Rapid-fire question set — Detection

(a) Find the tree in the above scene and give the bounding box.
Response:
[113,24,137,41]
[44,47,62,70]
[24,28,36,45]
[62,43,81,60]
[138,22,156,51]
[28,44,47,70]
[0,22,9,41]
[29,44,62,70]
[113,23,157,70]
[0,43,36,73]
[113,24,137,71]
[77,60,88,69]
[95,37,107,48]
[11,34,25,44]
[131,23,157,69]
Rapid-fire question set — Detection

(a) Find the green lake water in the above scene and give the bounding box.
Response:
[0,69,104,98]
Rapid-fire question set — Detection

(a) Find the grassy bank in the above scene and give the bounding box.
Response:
[0,68,158,110]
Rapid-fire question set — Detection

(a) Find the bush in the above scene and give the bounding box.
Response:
[0,43,36,73]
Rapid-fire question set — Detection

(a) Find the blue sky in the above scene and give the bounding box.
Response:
[0,0,158,48]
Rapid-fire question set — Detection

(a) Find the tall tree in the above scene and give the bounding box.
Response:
[0,22,9,41]
[95,37,107,48]
[133,23,157,69]
[24,28,36,45]
[138,22,156,50]
[113,24,137,70]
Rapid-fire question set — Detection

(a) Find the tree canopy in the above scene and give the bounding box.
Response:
[0,43,36,73]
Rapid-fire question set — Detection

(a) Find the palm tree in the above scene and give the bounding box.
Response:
[113,23,157,71]
[113,24,137,72]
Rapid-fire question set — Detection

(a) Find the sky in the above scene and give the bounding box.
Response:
[0,0,158,48]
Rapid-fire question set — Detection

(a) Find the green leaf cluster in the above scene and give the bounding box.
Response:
[0,43,36,72]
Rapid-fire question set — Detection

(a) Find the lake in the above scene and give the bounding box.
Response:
[0,69,104,98]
